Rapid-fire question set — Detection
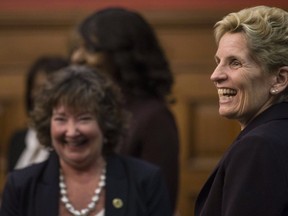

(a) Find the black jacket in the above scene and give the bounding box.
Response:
[195,102,288,216]
[0,152,172,216]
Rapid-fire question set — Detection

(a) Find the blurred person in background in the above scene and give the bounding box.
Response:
[70,7,179,212]
[6,56,68,172]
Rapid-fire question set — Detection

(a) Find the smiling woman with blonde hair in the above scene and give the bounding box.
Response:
[195,6,288,216]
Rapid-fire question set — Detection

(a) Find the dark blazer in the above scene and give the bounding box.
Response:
[195,102,288,216]
[6,128,27,172]
[0,152,172,216]
[120,96,179,211]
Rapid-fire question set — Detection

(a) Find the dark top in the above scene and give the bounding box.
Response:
[195,102,288,216]
[6,128,27,172]
[119,96,179,211]
[0,152,172,216]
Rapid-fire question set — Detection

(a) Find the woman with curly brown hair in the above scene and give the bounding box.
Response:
[0,65,172,216]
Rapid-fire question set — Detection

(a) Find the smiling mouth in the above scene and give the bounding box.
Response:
[218,88,237,97]
[63,137,88,147]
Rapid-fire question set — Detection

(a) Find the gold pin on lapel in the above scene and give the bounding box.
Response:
[112,198,123,208]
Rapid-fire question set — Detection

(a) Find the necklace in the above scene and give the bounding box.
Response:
[59,166,106,216]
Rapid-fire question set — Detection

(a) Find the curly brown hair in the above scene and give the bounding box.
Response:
[29,65,128,156]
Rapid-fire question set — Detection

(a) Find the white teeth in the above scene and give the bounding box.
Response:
[218,88,237,97]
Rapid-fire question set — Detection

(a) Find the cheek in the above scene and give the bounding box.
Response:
[237,75,256,97]
[50,122,63,140]
[237,79,268,112]
[88,124,104,141]
[87,127,102,140]
[87,53,107,68]
[242,77,267,100]
[50,126,58,149]
[237,84,256,110]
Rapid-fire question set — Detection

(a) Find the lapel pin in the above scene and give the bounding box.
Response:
[112,198,123,208]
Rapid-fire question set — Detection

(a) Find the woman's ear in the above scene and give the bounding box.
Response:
[270,66,288,94]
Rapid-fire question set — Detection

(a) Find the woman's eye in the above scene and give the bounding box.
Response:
[56,118,65,122]
[52,116,66,122]
[230,59,241,68]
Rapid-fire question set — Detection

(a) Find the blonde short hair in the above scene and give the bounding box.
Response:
[214,6,288,73]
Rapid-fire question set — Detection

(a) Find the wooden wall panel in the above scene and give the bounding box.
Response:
[1,0,288,12]
[171,66,239,215]
[0,31,69,62]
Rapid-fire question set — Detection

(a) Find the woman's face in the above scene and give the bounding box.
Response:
[70,44,108,70]
[31,71,48,100]
[210,32,275,129]
[70,36,116,78]
[51,105,104,168]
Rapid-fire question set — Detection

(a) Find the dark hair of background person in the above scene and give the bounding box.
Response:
[70,7,179,212]
[26,56,69,114]
[30,65,128,156]
[75,7,174,100]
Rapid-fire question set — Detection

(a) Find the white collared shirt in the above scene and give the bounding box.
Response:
[15,128,49,169]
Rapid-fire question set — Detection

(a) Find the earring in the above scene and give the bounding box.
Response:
[271,88,279,94]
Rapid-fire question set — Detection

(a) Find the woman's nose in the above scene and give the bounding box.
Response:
[66,121,79,136]
[210,64,227,83]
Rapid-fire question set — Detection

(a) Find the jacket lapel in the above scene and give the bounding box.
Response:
[34,152,60,216]
[105,155,129,216]
[195,165,219,215]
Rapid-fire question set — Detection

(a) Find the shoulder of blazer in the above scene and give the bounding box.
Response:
[6,152,58,188]
[108,154,160,176]
[7,160,48,187]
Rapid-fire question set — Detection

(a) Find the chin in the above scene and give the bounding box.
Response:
[219,109,234,119]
